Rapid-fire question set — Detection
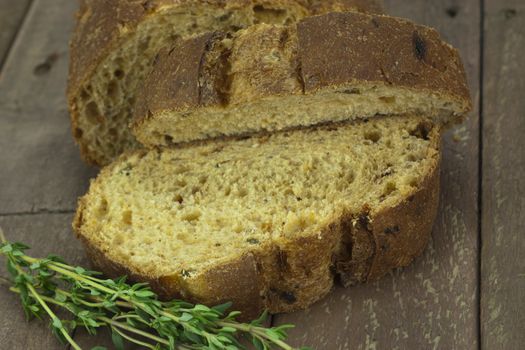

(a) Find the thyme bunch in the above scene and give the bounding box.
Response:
[0,228,310,350]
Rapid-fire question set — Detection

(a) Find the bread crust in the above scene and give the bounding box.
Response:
[68,0,383,166]
[73,127,441,318]
[132,11,471,145]
[297,12,470,103]
[68,0,383,97]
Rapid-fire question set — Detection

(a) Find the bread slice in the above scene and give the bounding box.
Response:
[133,11,471,149]
[68,0,383,166]
[74,116,441,318]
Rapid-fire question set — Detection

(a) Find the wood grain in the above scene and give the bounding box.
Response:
[274,1,481,348]
[0,213,87,350]
[0,107,96,214]
[0,0,96,215]
[0,0,32,70]
[0,0,76,113]
[481,1,525,349]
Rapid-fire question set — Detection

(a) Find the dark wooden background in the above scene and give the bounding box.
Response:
[0,0,523,349]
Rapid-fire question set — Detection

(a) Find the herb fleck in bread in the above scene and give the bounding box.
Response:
[68,0,383,166]
[133,11,471,148]
[74,116,440,318]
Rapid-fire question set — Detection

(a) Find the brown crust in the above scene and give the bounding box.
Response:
[297,12,470,103]
[68,0,383,98]
[132,11,471,140]
[73,126,441,317]
[133,32,230,126]
[68,0,384,166]
[335,150,440,285]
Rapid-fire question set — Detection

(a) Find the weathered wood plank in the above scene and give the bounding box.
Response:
[0,0,96,214]
[274,1,481,348]
[481,1,525,349]
[0,0,76,113]
[0,0,32,70]
[0,213,87,350]
[0,108,96,214]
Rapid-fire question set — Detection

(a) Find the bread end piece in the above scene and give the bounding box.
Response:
[132,12,471,148]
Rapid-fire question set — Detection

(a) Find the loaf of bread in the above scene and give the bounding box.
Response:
[74,116,441,318]
[133,11,471,148]
[68,0,383,166]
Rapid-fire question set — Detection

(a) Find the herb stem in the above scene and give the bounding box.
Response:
[6,257,80,350]
[25,281,81,350]
[36,259,118,295]
[219,321,295,350]
[0,233,304,350]
[110,326,157,349]
[99,316,170,345]
[9,286,170,349]
[0,275,12,287]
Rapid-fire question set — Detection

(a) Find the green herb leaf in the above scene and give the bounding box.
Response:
[111,329,125,350]
[0,234,303,350]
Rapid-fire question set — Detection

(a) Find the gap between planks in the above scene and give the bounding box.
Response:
[477,1,485,349]
[0,209,76,218]
[0,0,34,71]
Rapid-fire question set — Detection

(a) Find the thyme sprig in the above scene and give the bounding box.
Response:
[0,228,309,350]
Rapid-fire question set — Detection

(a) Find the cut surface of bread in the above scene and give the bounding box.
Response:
[75,116,441,317]
[68,0,383,166]
[133,11,471,148]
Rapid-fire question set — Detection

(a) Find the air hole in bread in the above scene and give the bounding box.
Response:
[97,199,108,217]
[364,130,382,143]
[246,237,260,244]
[114,69,124,79]
[253,5,287,24]
[164,135,175,146]
[80,88,90,101]
[85,102,102,124]
[406,154,421,162]
[410,122,433,140]
[341,170,356,183]
[74,128,83,138]
[191,186,201,195]
[236,187,248,197]
[261,222,273,232]
[406,177,419,188]
[174,166,189,175]
[138,36,151,52]
[340,88,361,94]
[379,96,396,104]
[173,194,184,204]
[217,12,232,22]
[122,210,132,226]
[107,81,119,103]
[181,210,201,222]
[112,234,124,245]
[176,232,189,243]
[384,182,397,196]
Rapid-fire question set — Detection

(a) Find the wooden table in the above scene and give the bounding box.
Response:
[0,1,523,349]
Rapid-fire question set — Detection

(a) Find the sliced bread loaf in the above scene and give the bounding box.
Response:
[68,0,383,166]
[74,116,440,318]
[133,11,471,148]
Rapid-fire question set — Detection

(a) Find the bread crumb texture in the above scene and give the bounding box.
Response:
[75,116,440,313]
[69,1,382,166]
